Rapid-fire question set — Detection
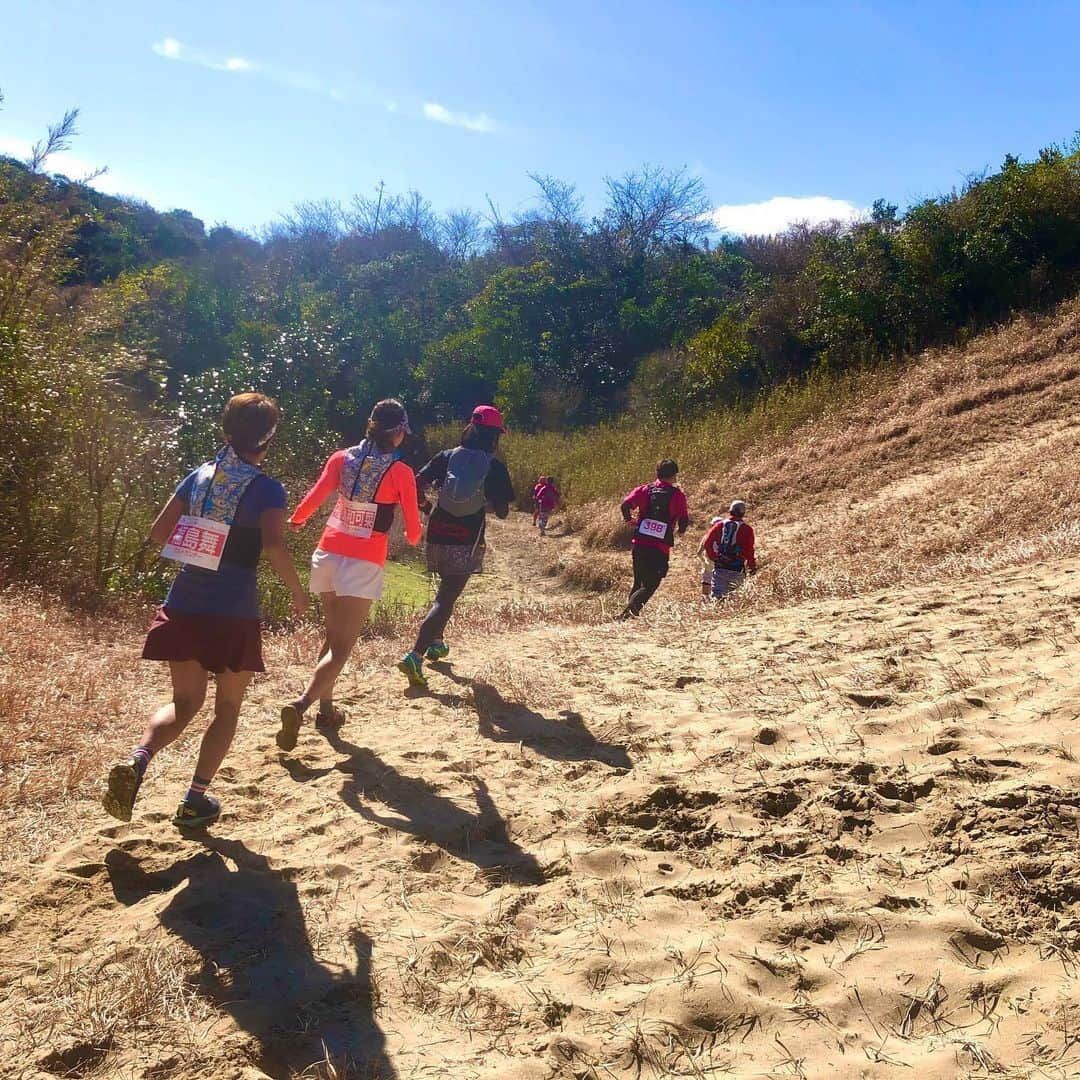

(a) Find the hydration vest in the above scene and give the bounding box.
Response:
[636,483,676,546]
[163,447,261,572]
[437,447,493,517]
[330,440,401,537]
[713,519,745,571]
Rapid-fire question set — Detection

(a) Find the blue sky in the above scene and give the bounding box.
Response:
[2,1,1078,235]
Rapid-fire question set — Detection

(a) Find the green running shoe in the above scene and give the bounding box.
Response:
[397,651,428,688]
[424,641,450,662]
[277,703,303,751]
[102,760,142,822]
[173,793,221,829]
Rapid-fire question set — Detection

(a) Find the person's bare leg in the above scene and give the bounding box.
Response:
[103,661,207,821]
[303,595,372,702]
[191,669,252,785]
[140,661,209,752]
[278,593,371,750]
[173,668,252,827]
[313,630,334,715]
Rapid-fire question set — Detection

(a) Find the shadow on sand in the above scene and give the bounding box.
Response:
[310,726,545,886]
[105,836,395,1079]
[434,663,633,769]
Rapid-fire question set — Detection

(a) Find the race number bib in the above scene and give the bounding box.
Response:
[162,515,230,571]
[637,518,668,540]
[329,497,379,539]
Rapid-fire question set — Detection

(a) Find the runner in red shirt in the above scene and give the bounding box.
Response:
[699,500,756,600]
[534,476,560,536]
[617,459,689,619]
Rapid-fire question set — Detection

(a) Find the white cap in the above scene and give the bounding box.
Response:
[709,516,724,526]
[729,500,747,516]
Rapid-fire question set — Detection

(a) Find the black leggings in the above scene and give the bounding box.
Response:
[627,546,669,615]
[414,573,470,654]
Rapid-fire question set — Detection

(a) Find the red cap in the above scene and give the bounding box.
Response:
[470,404,507,431]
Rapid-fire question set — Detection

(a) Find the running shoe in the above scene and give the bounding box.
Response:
[277,703,303,751]
[397,651,428,688]
[102,759,142,822]
[424,641,450,662]
[173,793,221,829]
[315,704,346,730]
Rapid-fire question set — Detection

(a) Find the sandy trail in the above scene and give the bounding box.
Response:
[3,522,1080,1078]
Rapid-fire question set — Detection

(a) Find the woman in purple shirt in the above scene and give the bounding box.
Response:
[102,393,308,828]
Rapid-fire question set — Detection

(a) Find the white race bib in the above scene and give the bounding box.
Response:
[162,515,230,571]
[637,518,668,540]
[329,497,379,539]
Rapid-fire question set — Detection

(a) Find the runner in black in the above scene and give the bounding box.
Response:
[398,405,515,688]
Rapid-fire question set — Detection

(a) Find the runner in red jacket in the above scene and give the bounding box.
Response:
[699,500,756,600]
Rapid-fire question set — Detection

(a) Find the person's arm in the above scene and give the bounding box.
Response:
[288,452,344,530]
[674,490,690,536]
[394,463,422,545]
[260,507,309,616]
[742,524,757,573]
[620,486,642,523]
[700,523,719,564]
[485,460,513,519]
[415,451,448,507]
[149,495,186,546]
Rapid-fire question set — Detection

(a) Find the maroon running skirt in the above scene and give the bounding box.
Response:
[141,607,265,673]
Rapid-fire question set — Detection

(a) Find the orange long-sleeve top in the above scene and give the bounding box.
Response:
[289,449,422,566]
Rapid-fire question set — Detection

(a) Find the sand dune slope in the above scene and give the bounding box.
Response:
[3,533,1079,1079]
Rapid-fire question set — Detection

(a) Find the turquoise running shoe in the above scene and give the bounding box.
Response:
[397,651,428,688]
[424,641,450,662]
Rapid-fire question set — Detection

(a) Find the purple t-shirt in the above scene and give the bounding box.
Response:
[163,470,286,620]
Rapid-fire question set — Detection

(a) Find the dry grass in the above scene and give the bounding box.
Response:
[543,295,1080,609]
[0,591,164,861]
[6,941,216,1076]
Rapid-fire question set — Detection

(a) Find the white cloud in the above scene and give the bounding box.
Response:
[151,39,497,133]
[153,37,259,75]
[706,196,865,237]
[155,37,182,59]
[150,37,363,105]
[423,102,496,134]
[0,133,160,207]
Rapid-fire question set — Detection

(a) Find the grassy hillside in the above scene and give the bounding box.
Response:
[516,294,1080,604]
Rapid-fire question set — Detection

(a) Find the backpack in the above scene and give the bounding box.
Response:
[636,483,676,546]
[713,519,744,569]
[438,447,493,517]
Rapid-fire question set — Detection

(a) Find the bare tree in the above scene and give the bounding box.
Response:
[272,198,345,241]
[441,206,485,261]
[603,164,709,255]
[29,107,79,171]
[347,185,439,244]
[527,172,584,226]
[396,189,439,243]
[350,182,402,236]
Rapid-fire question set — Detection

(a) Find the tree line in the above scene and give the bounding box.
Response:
[3,94,1080,600]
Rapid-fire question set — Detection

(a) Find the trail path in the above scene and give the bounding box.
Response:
[3,523,1080,1078]
[455,510,581,606]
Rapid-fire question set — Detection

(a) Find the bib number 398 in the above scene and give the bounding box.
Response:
[162,515,230,571]
[638,518,668,540]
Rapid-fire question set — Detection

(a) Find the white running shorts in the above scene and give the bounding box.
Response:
[309,548,386,599]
